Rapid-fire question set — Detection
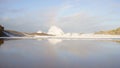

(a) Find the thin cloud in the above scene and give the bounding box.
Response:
[0,0,21,3]
[0,0,120,32]
[0,8,24,15]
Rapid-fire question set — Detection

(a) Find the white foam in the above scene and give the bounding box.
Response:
[37,30,42,33]
[47,25,64,36]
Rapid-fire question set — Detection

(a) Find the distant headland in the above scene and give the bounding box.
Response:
[95,27,120,35]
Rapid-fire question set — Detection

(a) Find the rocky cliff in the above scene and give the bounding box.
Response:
[0,25,26,37]
[0,25,4,37]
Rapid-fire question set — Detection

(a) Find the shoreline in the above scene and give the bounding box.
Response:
[1,35,120,39]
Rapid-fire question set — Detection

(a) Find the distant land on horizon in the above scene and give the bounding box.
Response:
[95,27,120,35]
[0,25,120,37]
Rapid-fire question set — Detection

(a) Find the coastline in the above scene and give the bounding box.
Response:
[1,34,120,39]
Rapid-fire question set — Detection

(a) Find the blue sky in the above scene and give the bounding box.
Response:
[0,0,120,33]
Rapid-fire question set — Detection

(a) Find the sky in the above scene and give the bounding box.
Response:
[0,0,120,33]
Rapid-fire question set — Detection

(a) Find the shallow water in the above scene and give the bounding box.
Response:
[0,39,120,68]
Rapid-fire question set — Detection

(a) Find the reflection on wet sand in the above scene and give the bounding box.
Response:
[0,39,4,46]
[0,39,120,68]
[48,39,62,45]
[112,40,120,43]
[2,38,120,46]
[47,39,120,44]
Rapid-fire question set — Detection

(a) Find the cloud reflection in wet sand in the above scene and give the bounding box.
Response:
[0,39,120,68]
